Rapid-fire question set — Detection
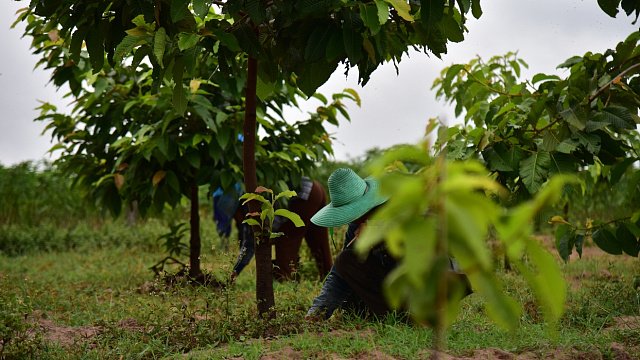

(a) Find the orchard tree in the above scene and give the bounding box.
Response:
[17,0,482,317]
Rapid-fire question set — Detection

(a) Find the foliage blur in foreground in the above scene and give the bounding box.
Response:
[357,143,573,335]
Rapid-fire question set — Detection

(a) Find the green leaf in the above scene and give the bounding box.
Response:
[243,218,261,227]
[598,0,621,17]
[592,228,622,255]
[519,151,550,194]
[557,56,583,69]
[593,106,637,130]
[298,61,338,97]
[574,132,600,154]
[274,209,305,227]
[245,0,266,24]
[115,35,145,65]
[171,0,190,23]
[212,29,240,52]
[383,0,414,21]
[256,76,275,101]
[325,30,344,61]
[610,157,636,184]
[239,192,269,205]
[154,28,167,67]
[178,32,200,51]
[441,16,464,43]
[304,25,335,62]
[193,0,210,18]
[560,108,585,130]
[85,26,105,73]
[218,126,231,150]
[548,153,577,175]
[172,57,187,115]
[616,223,639,257]
[555,224,574,262]
[482,144,515,172]
[532,73,561,85]
[456,0,471,14]
[374,0,390,24]
[471,0,482,19]
[421,0,445,22]
[521,240,567,326]
[360,3,381,34]
[343,18,363,64]
[69,27,87,63]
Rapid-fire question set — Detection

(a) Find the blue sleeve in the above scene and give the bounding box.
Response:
[232,223,255,275]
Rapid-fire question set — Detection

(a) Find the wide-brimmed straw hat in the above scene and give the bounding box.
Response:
[311,168,388,227]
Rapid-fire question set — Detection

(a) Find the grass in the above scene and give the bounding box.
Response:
[1,223,639,359]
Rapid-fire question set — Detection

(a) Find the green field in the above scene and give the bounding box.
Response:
[2,220,639,359]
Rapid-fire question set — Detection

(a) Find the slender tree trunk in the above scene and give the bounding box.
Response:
[189,182,202,278]
[243,56,275,318]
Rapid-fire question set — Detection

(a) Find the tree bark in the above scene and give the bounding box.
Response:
[243,56,276,319]
[189,182,202,278]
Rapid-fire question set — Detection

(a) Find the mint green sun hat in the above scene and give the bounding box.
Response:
[311,168,388,227]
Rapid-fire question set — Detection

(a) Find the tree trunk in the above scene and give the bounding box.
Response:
[189,182,202,278]
[243,56,276,319]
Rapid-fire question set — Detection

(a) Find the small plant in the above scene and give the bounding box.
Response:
[150,222,189,276]
[239,186,304,243]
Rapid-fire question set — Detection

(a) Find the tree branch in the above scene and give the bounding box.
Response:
[588,62,640,103]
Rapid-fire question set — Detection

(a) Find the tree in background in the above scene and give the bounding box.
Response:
[23,11,357,280]
[431,29,640,261]
[17,0,481,317]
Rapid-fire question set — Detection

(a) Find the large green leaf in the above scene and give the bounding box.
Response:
[548,152,577,175]
[616,223,639,257]
[154,28,167,67]
[304,25,335,62]
[441,16,464,43]
[171,0,191,23]
[193,0,209,18]
[471,0,482,19]
[383,0,414,21]
[420,0,445,23]
[85,26,105,73]
[560,108,585,130]
[593,106,637,130]
[178,32,200,51]
[592,228,623,255]
[360,3,381,34]
[115,35,145,65]
[298,61,339,97]
[598,0,621,17]
[555,224,574,262]
[274,209,305,227]
[519,151,551,194]
[343,17,363,64]
[574,132,600,154]
[482,144,516,172]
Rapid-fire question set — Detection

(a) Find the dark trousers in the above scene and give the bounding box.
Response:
[333,246,397,317]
